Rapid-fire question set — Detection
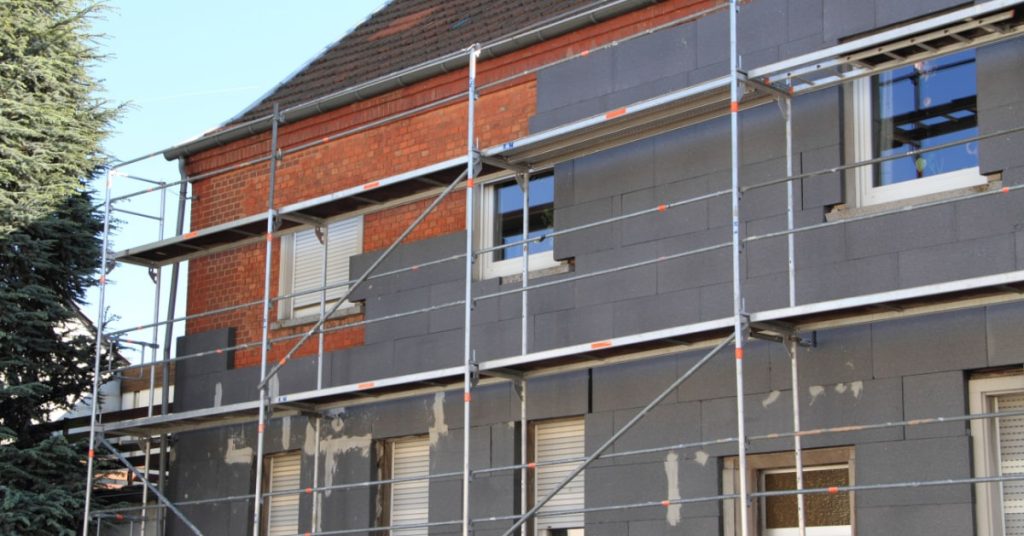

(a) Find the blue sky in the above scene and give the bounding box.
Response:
[86,1,387,364]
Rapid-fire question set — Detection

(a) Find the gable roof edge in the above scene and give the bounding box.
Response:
[163,0,659,161]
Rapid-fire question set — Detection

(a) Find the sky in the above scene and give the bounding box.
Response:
[86,1,387,365]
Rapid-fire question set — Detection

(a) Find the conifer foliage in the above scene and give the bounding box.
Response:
[0,1,117,533]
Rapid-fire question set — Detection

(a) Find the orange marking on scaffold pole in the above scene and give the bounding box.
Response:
[580,49,590,57]
[266,232,273,241]
[115,514,125,521]
[735,347,744,360]
[88,449,95,459]
[464,392,472,402]
[828,486,840,494]
[184,231,198,239]
[657,204,667,213]
[661,500,671,507]
[305,487,313,494]
[357,381,375,390]
[467,178,474,188]
[216,348,224,354]
[362,181,380,190]
[1002,186,1010,193]
[322,137,330,144]
[258,423,266,433]
[99,275,106,285]
[605,108,627,120]
[411,265,419,271]
[278,357,287,367]
[590,340,613,350]
[527,462,537,469]
[730,101,740,113]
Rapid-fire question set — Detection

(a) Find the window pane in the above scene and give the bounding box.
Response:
[495,175,555,260]
[763,467,850,529]
[873,49,977,186]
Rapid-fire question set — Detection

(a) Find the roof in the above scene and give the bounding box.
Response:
[229,0,608,125]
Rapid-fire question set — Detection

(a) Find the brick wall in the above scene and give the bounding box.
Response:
[183,0,721,367]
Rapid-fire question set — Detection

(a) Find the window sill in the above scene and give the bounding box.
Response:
[828,174,1002,222]
[272,302,363,330]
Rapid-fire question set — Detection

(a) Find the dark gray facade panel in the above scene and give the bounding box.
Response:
[843,205,957,260]
[767,324,874,390]
[897,234,1016,288]
[902,371,968,440]
[855,436,973,507]
[871,308,988,379]
[794,253,899,304]
[526,370,589,421]
[855,503,975,536]
[797,376,905,449]
[986,300,1024,367]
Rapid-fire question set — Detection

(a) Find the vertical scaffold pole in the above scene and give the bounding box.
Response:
[252,103,281,536]
[788,335,807,536]
[82,168,113,535]
[141,184,167,535]
[159,162,190,536]
[728,2,750,535]
[519,172,530,536]
[784,83,805,536]
[313,222,328,532]
[317,223,329,389]
[462,43,480,536]
[785,95,796,308]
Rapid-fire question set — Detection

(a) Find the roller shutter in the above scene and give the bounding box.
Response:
[535,418,585,532]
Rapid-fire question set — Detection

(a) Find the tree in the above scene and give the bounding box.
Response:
[0,1,118,534]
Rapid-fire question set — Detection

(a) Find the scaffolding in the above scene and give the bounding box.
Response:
[78,1,1024,534]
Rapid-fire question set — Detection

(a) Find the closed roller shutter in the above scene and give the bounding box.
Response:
[292,217,362,313]
[535,418,585,532]
[998,393,1024,535]
[391,436,430,535]
[266,452,301,536]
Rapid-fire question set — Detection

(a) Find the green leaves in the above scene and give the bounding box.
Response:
[0,1,119,533]
[0,0,117,237]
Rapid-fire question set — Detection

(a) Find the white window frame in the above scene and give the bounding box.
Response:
[532,417,586,536]
[849,67,986,207]
[277,216,363,323]
[970,373,1024,536]
[477,174,559,280]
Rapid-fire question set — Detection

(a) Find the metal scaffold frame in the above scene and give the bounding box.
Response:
[79,1,1024,535]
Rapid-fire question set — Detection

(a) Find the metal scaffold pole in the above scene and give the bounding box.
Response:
[252,102,281,536]
[519,171,530,536]
[463,43,480,536]
[140,182,167,535]
[728,1,750,535]
[82,168,114,535]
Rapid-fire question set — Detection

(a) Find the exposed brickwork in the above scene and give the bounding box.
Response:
[183,0,720,368]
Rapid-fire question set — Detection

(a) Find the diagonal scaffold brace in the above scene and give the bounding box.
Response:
[499,333,736,536]
[99,438,204,536]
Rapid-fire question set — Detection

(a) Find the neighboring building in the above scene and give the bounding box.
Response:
[89,0,1024,535]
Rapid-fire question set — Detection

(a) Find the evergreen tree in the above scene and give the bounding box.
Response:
[0,1,118,534]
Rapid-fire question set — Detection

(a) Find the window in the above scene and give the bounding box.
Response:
[851,49,986,206]
[724,448,853,536]
[532,417,585,536]
[263,451,301,536]
[378,435,430,535]
[970,373,1024,536]
[278,217,362,321]
[479,174,557,279]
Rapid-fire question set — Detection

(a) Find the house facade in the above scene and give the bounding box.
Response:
[92,0,1024,535]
